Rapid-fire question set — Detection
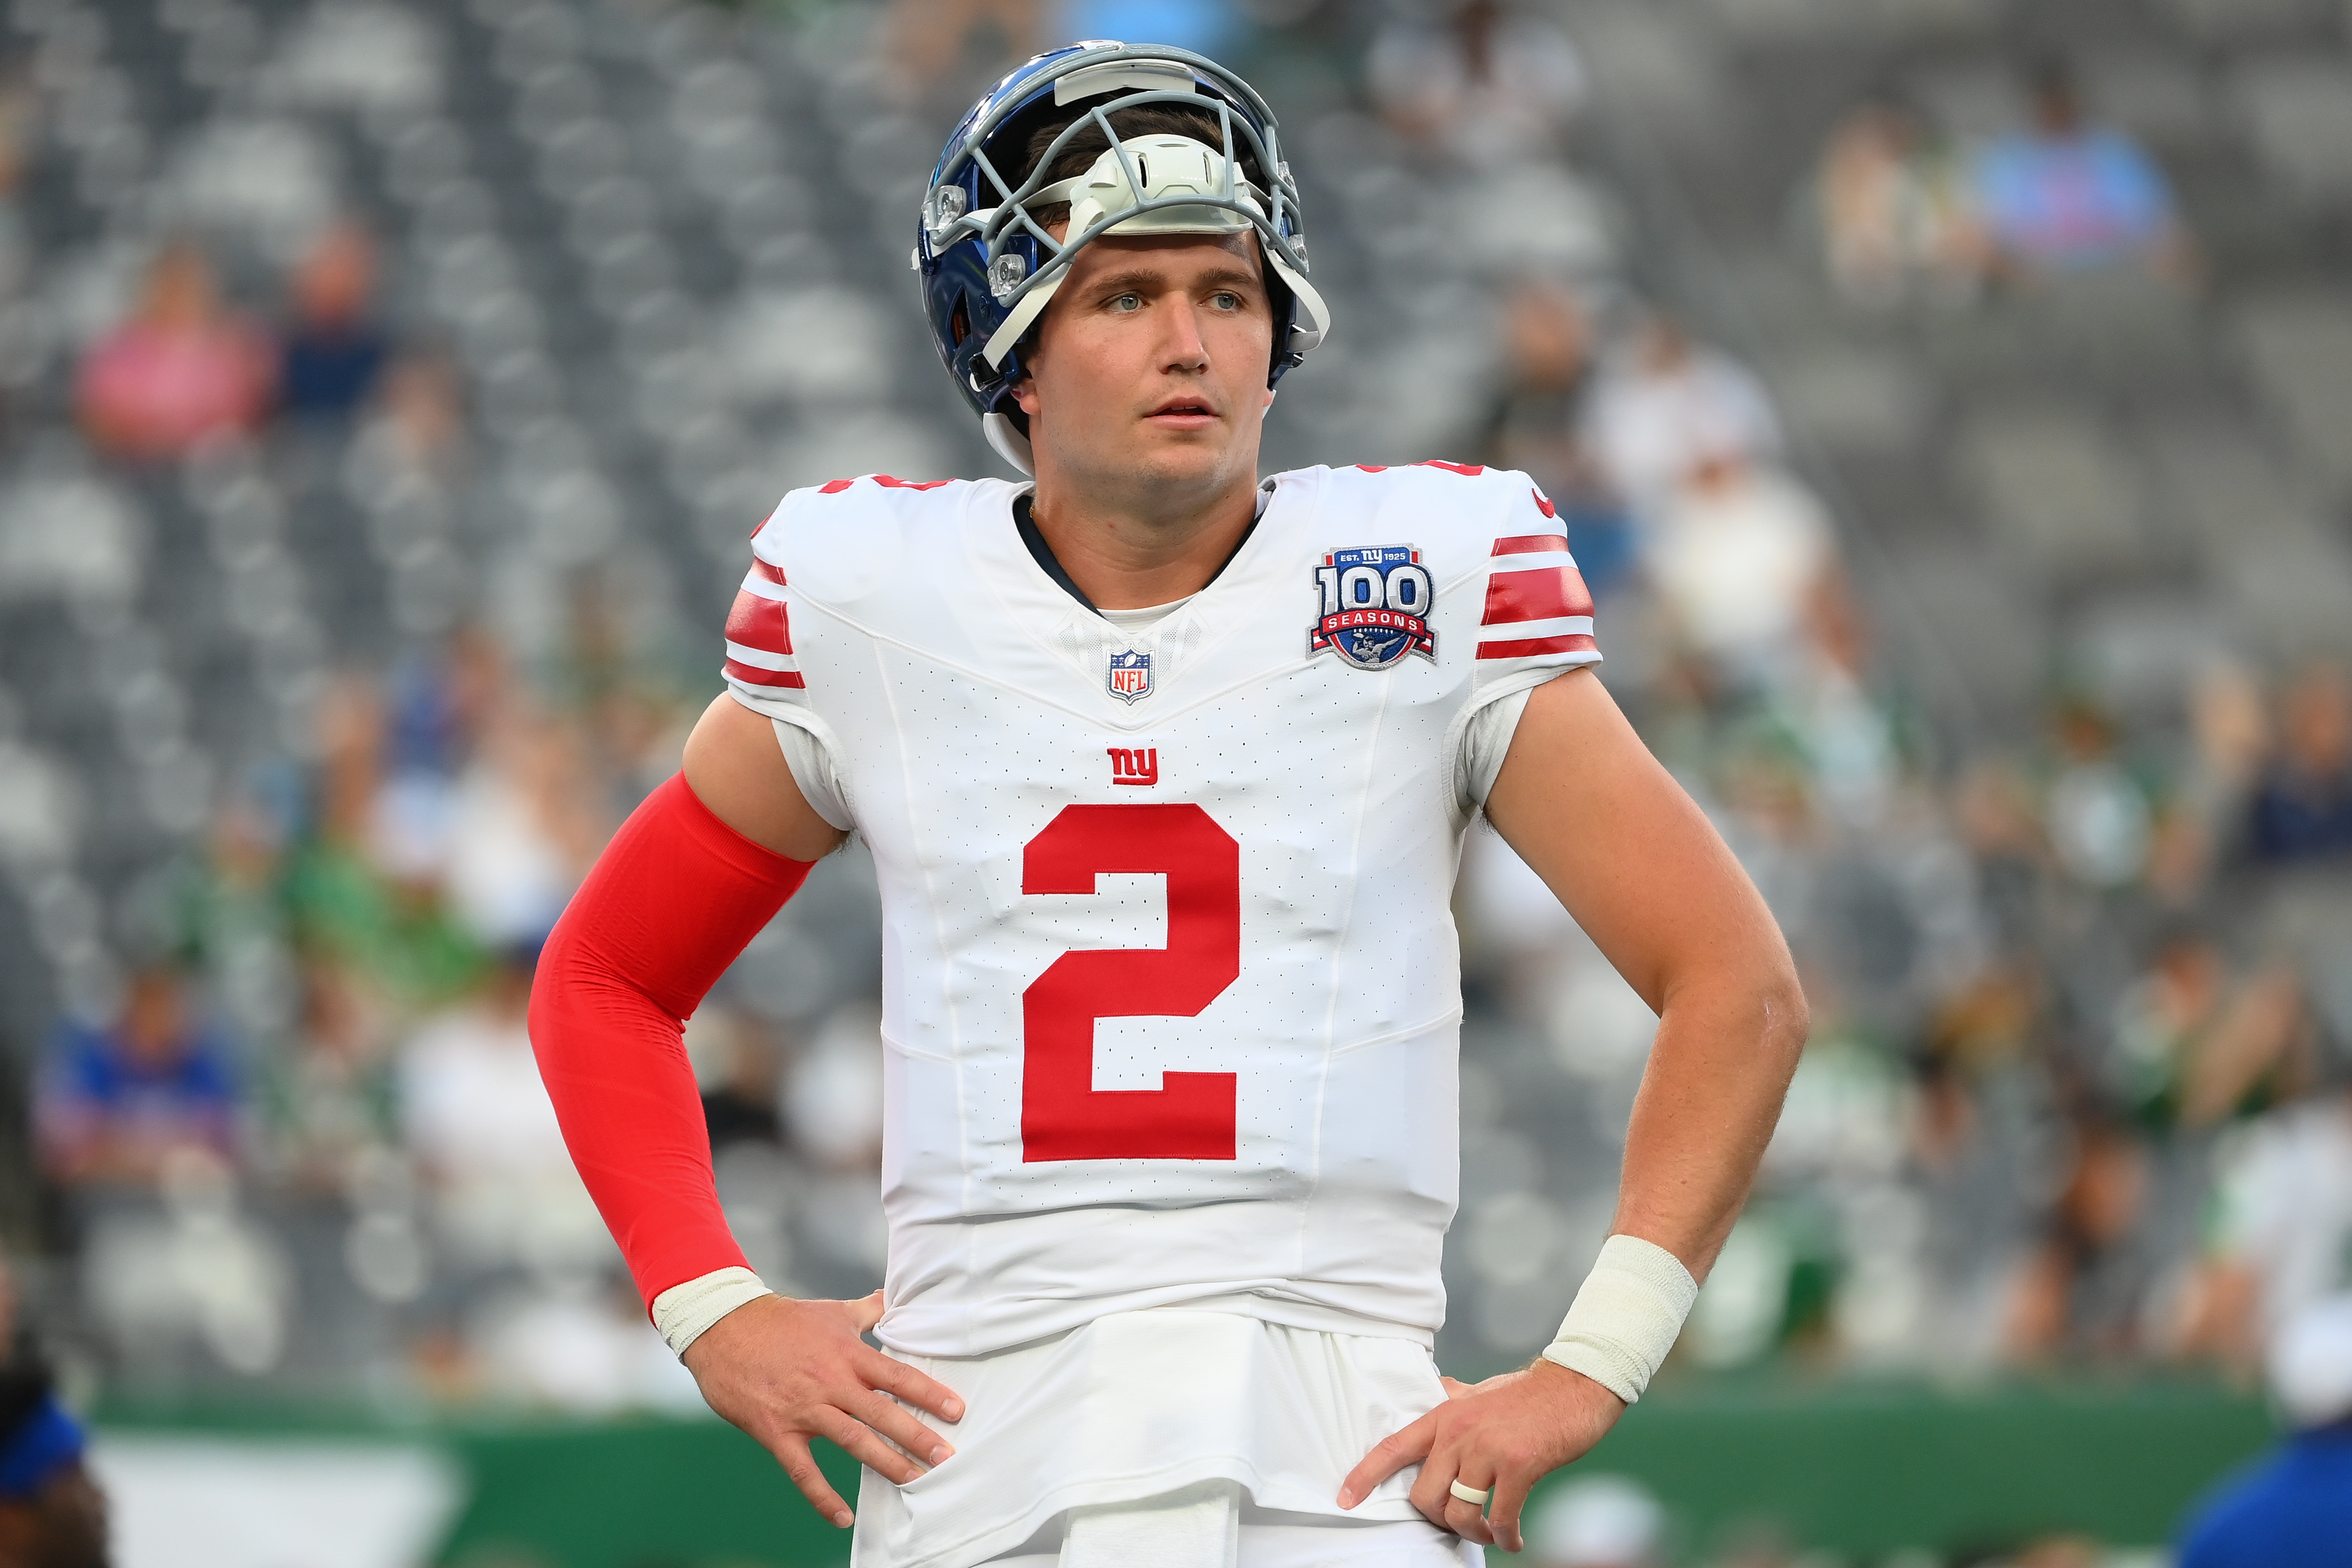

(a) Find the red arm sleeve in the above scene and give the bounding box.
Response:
[529,772,814,1312]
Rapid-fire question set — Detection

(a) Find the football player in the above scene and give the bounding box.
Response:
[531,41,1806,1568]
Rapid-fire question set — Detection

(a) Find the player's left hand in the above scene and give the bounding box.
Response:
[1336,1358,1625,1553]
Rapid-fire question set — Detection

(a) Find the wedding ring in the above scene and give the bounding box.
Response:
[1448,1479,1492,1507]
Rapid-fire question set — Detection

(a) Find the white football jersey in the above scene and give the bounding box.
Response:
[722,462,1598,1360]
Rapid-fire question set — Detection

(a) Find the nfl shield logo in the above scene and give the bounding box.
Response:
[1106,649,1153,704]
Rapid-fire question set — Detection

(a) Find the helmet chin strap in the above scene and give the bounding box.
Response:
[982,411,1035,477]
[981,390,1276,483]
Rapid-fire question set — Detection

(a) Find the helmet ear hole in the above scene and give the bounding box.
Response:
[950,294,972,348]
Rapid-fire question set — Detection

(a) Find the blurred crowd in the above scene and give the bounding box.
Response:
[0,4,2341,1539]
[1465,318,2352,1379]
[1330,5,2352,1419]
[1810,55,2196,310]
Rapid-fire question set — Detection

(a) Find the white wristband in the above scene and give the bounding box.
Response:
[651,1266,776,1357]
[1539,1234,1698,1403]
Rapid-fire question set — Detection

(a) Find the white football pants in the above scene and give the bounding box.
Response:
[980,1479,1480,1568]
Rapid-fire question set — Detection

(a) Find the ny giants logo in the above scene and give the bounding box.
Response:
[1107,747,1158,786]
[1310,545,1436,671]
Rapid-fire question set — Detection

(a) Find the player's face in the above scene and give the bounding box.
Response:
[1014,230,1276,506]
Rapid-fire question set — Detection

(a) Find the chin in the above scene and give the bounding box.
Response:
[1136,433,1240,479]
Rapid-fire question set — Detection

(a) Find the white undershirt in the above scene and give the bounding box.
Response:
[1099,596,1192,634]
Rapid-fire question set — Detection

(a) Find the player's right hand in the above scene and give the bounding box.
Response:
[681,1289,965,1528]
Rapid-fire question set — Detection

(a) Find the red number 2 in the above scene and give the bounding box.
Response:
[1020,804,1240,1161]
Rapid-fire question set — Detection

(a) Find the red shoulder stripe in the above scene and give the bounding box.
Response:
[723,657,806,690]
[1477,632,1598,660]
[725,590,794,657]
[1492,533,1570,556]
[1482,566,1594,627]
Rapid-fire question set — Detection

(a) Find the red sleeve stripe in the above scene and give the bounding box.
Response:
[724,588,794,657]
[1492,533,1570,557]
[723,632,805,688]
[1477,632,1599,660]
[725,662,807,691]
[1482,565,1594,626]
[749,558,787,588]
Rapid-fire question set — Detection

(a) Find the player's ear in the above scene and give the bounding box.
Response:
[1014,370,1042,419]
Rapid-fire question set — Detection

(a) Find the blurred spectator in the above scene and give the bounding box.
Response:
[2199,1083,2352,1357]
[2110,933,2313,1131]
[276,221,391,422]
[1588,316,1781,511]
[2042,699,2153,891]
[1643,452,1839,690]
[1368,0,1586,169]
[252,954,398,1190]
[469,1271,699,1414]
[689,1005,786,1154]
[74,241,274,462]
[2006,1099,2148,1361]
[2155,664,2273,899]
[2248,664,2352,865]
[885,0,1039,104]
[1972,58,2191,282]
[34,965,238,1188]
[1478,281,1635,597]
[2177,1296,2352,1568]
[1057,1,1238,60]
[163,784,299,1041]
[1525,1473,1665,1567]
[786,1003,886,1172]
[346,348,468,502]
[1812,95,1987,308]
[0,1360,106,1568]
[444,705,605,950]
[286,674,483,1009]
[399,945,602,1270]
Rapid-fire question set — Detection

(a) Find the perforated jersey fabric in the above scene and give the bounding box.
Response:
[718,462,1597,1567]
[721,461,1598,1359]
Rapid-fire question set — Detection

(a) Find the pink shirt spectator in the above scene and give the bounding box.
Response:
[75,243,274,461]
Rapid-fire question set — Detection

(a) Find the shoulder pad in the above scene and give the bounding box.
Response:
[752,474,991,602]
[1312,461,1560,553]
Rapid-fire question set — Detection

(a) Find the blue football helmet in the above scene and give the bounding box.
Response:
[916,41,1331,475]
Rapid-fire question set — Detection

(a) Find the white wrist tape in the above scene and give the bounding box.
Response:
[651,1266,776,1357]
[1539,1234,1699,1403]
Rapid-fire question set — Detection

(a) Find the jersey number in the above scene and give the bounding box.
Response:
[1020,804,1240,1161]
